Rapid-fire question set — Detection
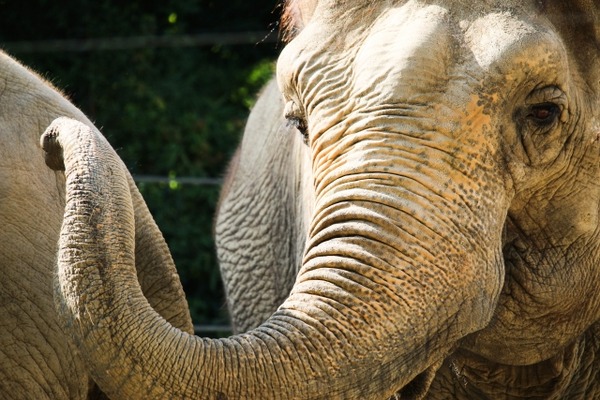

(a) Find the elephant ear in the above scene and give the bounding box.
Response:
[280,0,317,41]
[544,0,599,92]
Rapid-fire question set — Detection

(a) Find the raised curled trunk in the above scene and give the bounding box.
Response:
[42,117,502,398]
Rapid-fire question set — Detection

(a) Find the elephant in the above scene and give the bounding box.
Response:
[40,0,599,398]
[0,50,193,398]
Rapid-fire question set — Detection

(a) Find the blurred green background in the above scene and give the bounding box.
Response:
[0,0,282,334]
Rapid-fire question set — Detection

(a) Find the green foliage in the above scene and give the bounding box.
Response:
[0,0,280,332]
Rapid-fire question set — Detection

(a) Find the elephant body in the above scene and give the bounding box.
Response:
[40,1,600,399]
[0,51,193,398]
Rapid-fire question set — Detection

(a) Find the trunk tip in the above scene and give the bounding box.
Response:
[40,117,82,171]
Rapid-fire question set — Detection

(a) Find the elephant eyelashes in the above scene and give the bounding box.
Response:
[288,117,308,143]
[284,100,309,144]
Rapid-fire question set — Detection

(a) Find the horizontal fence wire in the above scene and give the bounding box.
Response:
[194,325,232,336]
[1,31,279,53]
[133,175,223,186]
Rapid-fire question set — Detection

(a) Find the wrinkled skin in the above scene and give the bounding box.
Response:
[216,78,314,333]
[0,51,193,399]
[43,0,599,399]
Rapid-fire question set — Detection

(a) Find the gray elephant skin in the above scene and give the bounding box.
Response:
[0,51,193,399]
[41,0,599,399]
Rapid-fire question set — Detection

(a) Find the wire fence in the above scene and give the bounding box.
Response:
[139,172,230,335]
[135,175,229,334]
[137,174,231,336]
[6,32,260,337]
[194,324,232,336]
[1,31,279,53]
[133,175,223,186]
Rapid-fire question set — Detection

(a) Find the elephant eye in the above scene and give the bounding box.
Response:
[284,101,309,144]
[513,87,568,165]
[287,116,308,143]
[526,102,561,128]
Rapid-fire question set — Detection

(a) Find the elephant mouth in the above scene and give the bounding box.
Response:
[392,358,445,399]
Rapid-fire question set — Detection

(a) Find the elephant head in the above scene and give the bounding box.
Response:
[42,0,600,398]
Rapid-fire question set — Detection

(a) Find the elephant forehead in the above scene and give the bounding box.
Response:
[351,4,452,98]
[278,2,567,87]
[463,11,568,81]
[389,14,555,83]
[464,12,537,69]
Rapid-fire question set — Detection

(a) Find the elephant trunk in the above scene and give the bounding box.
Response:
[42,118,504,398]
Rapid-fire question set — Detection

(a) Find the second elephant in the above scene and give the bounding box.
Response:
[0,50,193,399]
